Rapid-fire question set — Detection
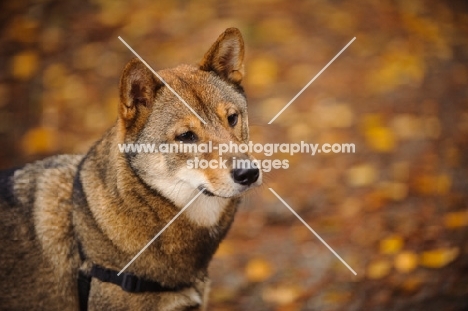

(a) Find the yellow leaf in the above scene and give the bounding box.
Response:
[365,126,396,152]
[262,285,301,305]
[12,51,38,80]
[247,57,278,88]
[21,127,58,155]
[245,258,274,282]
[380,236,404,255]
[394,252,418,273]
[443,212,468,229]
[420,248,459,268]
[347,164,377,187]
[361,113,383,133]
[367,259,391,279]
[214,241,234,258]
[367,47,425,93]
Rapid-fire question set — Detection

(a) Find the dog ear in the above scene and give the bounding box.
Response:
[200,28,245,85]
[119,58,162,127]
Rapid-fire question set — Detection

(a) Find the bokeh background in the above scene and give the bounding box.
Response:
[1,0,468,310]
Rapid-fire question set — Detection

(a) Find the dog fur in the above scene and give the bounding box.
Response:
[0,28,261,310]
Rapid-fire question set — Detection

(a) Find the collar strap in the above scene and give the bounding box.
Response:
[90,265,188,293]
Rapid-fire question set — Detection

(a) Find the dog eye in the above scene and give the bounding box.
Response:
[227,113,238,127]
[175,131,198,143]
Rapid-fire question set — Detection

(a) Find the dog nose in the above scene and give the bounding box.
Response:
[231,168,260,186]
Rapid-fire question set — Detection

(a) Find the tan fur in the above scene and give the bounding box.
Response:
[0,155,82,310]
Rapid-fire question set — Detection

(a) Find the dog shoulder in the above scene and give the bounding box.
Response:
[0,154,83,309]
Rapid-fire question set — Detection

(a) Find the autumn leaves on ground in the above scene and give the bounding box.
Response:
[1,0,468,310]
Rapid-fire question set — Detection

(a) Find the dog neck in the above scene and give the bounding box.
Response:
[72,126,238,286]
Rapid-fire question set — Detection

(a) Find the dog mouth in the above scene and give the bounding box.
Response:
[197,184,255,198]
[198,186,216,197]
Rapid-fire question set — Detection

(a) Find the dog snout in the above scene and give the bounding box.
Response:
[231,167,259,186]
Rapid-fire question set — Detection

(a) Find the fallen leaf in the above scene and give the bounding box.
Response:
[394,251,418,273]
[262,284,301,305]
[347,164,377,187]
[367,47,425,93]
[367,259,392,279]
[245,257,274,282]
[246,57,278,89]
[365,126,396,152]
[21,127,58,155]
[12,51,38,80]
[420,248,459,268]
[443,212,468,229]
[380,235,404,255]
[214,241,235,258]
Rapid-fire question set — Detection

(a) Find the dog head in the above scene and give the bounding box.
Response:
[117,28,261,214]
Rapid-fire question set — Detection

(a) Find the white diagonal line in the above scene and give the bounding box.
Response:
[268,37,356,124]
[118,36,207,125]
[268,188,357,275]
[118,189,205,276]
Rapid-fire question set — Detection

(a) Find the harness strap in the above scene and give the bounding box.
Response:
[90,265,188,293]
[73,163,189,309]
[77,244,189,310]
[78,270,91,311]
[77,241,90,311]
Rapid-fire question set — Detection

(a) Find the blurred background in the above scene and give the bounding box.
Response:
[1,0,468,310]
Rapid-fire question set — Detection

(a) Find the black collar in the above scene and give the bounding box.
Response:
[89,265,189,293]
[77,248,190,311]
[73,163,190,310]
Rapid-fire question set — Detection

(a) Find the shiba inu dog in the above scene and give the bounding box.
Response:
[0,28,261,310]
